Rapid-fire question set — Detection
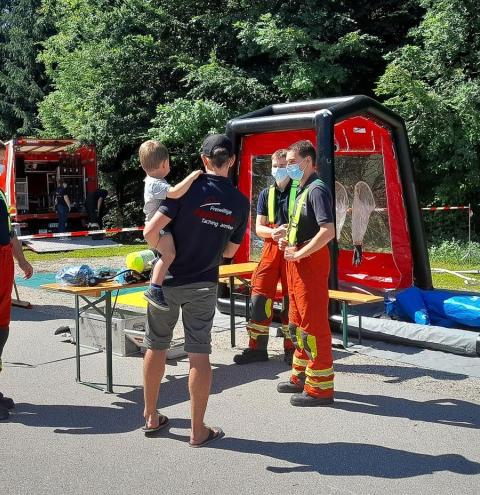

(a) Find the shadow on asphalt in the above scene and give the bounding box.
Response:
[157,418,480,479]
[213,439,480,478]
[12,306,75,321]
[333,359,469,383]
[8,355,480,435]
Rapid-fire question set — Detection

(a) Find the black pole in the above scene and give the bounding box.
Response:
[314,109,338,291]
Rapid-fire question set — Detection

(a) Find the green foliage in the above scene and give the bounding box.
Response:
[376,0,480,211]
[149,99,230,173]
[0,0,53,138]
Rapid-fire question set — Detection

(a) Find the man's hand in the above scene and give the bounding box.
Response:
[284,245,300,262]
[271,224,287,243]
[278,237,288,251]
[18,259,33,279]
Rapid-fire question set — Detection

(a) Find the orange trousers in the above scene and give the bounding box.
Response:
[287,245,334,399]
[247,239,294,351]
[0,244,14,328]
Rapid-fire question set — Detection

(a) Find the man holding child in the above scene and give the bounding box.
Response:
[141,134,249,447]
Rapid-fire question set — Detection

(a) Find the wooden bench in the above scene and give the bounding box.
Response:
[219,263,383,348]
[328,290,384,347]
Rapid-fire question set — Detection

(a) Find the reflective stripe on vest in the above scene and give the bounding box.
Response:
[267,180,299,224]
[0,189,12,234]
[287,179,324,245]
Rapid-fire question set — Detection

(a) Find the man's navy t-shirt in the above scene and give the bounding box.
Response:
[257,180,293,226]
[158,174,249,286]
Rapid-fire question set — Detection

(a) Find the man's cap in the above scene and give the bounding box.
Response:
[200,134,233,157]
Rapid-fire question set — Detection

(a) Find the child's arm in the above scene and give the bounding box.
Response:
[166,170,203,199]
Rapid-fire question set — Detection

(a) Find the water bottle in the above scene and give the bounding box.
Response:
[384,289,396,317]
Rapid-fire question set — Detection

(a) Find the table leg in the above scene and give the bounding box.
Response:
[342,301,349,349]
[75,295,81,383]
[229,276,235,348]
[105,291,113,393]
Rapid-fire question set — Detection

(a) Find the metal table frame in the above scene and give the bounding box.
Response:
[74,291,115,393]
[42,281,147,394]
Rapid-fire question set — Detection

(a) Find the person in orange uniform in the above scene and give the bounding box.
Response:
[0,176,33,420]
[234,149,296,365]
[277,140,335,407]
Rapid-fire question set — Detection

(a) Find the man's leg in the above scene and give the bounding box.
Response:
[0,329,11,420]
[180,282,221,444]
[188,353,212,443]
[142,290,180,429]
[234,241,281,364]
[143,348,167,428]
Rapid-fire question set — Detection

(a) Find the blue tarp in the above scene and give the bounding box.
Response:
[394,287,480,328]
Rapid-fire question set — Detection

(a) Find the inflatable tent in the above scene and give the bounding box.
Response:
[226,95,432,292]
[218,96,480,356]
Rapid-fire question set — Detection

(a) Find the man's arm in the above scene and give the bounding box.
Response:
[96,197,103,212]
[64,194,71,210]
[284,223,335,261]
[166,170,203,199]
[255,215,274,239]
[223,241,241,259]
[11,235,33,279]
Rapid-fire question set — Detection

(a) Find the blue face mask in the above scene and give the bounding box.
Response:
[286,158,307,181]
[271,166,289,184]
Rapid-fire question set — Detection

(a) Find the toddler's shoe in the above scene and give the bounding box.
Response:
[144,286,169,311]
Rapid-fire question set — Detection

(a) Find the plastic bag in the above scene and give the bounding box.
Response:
[55,265,95,286]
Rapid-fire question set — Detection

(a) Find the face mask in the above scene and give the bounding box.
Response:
[271,167,289,184]
[286,158,307,181]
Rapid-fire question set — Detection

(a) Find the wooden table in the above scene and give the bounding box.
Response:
[42,264,258,391]
[42,280,147,393]
[218,262,258,347]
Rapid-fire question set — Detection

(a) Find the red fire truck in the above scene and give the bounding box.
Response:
[0,138,97,233]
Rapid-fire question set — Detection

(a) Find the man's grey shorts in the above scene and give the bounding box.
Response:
[144,282,217,354]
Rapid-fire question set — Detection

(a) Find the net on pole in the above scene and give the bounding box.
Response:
[352,181,376,265]
[335,180,349,241]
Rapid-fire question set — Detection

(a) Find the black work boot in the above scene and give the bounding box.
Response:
[233,348,269,365]
[290,391,334,407]
[0,392,14,410]
[277,380,304,393]
[0,404,9,420]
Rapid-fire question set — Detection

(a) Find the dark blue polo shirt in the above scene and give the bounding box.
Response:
[295,173,333,245]
[158,174,249,286]
[257,180,293,226]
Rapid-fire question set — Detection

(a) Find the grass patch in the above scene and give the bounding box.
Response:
[24,243,149,262]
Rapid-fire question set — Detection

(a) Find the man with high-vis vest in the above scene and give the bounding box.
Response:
[234,149,296,365]
[0,148,33,420]
[277,140,336,407]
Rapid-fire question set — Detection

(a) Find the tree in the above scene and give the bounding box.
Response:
[0,0,53,138]
[376,0,480,212]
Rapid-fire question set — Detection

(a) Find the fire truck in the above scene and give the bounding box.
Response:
[0,138,97,234]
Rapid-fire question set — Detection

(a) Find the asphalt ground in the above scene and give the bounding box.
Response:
[1,282,480,495]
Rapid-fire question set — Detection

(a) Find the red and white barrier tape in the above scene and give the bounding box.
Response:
[421,206,470,211]
[18,226,144,241]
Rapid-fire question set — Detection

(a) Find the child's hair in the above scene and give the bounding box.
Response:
[139,140,169,173]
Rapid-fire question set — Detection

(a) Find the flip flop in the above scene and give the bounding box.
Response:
[189,427,224,448]
[142,413,169,436]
